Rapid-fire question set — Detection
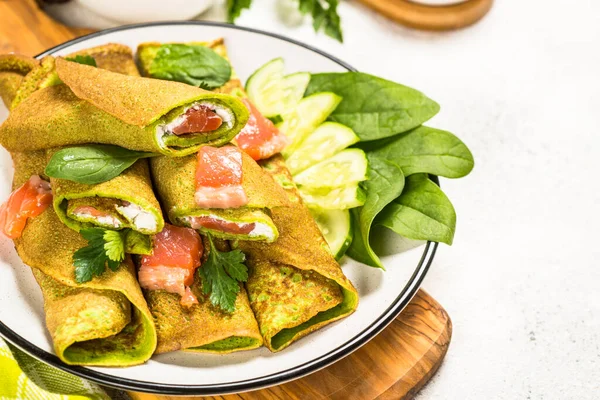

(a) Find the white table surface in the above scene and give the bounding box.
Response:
[47,0,600,398]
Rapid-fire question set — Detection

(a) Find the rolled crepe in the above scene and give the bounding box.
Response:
[11,151,157,366]
[67,43,141,77]
[145,236,262,354]
[0,57,249,156]
[236,156,359,352]
[5,44,140,110]
[150,150,290,242]
[48,149,164,238]
[0,54,39,108]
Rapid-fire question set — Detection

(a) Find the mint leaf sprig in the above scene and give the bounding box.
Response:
[73,228,125,283]
[199,233,248,313]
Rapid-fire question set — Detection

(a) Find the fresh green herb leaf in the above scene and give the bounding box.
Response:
[376,174,456,245]
[268,114,284,125]
[299,0,343,42]
[124,229,153,255]
[45,144,155,185]
[103,230,125,262]
[65,55,97,67]
[199,234,248,312]
[226,0,253,22]
[346,153,405,269]
[73,228,125,283]
[358,126,474,178]
[305,72,440,141]
[148,44,232,90]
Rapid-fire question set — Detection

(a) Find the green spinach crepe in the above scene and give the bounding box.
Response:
[150,150,290,242]
[236,156,359,352]
[0,54,39,108]
[48,151,163,253]
[11,151,157,366]
[0,57,249,156]
[39,51,164,251]
[146,236,262,354]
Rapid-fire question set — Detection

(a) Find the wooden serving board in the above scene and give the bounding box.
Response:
[0,1,452,398]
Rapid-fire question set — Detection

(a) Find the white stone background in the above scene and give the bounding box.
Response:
[46,0,600,398]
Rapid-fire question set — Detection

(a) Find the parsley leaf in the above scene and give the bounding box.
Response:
[65,55,97,67]
[199,233,248,312]
[226,0,342,42]
[299,0,343,42]
[226,0,253,23]
[73,228,125,283]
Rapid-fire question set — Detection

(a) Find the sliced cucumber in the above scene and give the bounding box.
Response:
[281,92,342,158]
[299,184,366,210]
[310,208,353,260]
[287,122,360,175]
[281,72,310,117]
[245,58,285,118]
[293,148,367,189]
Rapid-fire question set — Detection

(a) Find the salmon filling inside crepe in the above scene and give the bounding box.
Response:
[0,175,52,239]
[235,99,289,161]
[157,101,233,147]
[139,224,203,307]
[67,198,159,233]
[195,145,248,209]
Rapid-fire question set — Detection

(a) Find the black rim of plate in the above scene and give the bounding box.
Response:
[0,21,439,395]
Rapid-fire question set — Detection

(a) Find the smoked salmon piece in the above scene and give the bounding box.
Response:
[235,99,289,160]
[195,145,248,209]
[139,224,203,307]
[0,175,52,239]
[171,105,223,135]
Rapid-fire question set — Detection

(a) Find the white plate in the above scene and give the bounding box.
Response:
[0,22,437,395]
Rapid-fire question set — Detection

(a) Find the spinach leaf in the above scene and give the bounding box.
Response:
[376,174,456,245]
[227,0,253,22]
[346,152,404,269]
[359,125,474,178]
[45,145,155,185]
[305,72,439,141]
[148,44,232,90]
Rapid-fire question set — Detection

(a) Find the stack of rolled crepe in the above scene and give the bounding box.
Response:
[138,40,359,351]
[12,151,157,366]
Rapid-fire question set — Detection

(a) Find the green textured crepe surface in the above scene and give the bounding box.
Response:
[150,148,289,240]
[6,43,140,110]
[144,236,262,354]
[10,56,61,110]
[0,58,249,155]
[67,43,141,77]
[49,153,164,235]
[236,156,359,351]
[11,151,157,366]
[0,54,39,107]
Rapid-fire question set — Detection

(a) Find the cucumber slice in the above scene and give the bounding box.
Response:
[287,122,360,175]
[246,58,285,118]
[299,184,366,210]
[281,72,310,117]
[281,92,342,158]
[310,208,353,260]
[294,149,368,188]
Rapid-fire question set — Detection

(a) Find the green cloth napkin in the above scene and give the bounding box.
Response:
[0,337,110,400]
